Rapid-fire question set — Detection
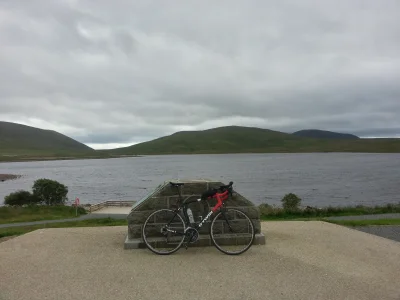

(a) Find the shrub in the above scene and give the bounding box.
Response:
[76,206,87,215]
[258,203,274,215]
[32,178,68,205]
[281,193,302,211]
[4,190,39,206]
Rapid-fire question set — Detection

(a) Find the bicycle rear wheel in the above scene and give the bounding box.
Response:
[142,209,186,255]
[210,208,255,255]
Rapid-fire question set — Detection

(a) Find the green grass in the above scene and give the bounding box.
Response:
[0,218,128,238]
[0,121,93,156]
[324,219,400,226]
[258,203,400,220]
[103,126,400,155]
[0,205,87,224]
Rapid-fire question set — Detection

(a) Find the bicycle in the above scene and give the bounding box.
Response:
[142,181,255,255]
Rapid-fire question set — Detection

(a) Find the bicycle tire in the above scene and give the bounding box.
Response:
[210,208,255,255]
[142,209,186,255]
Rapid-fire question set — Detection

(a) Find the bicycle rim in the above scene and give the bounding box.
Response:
[142,209,186,255]
[210,208,255,255]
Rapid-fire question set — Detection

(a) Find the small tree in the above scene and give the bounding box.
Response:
[281,193,302,211]
[32,178,68,205]
[4,190,38,206]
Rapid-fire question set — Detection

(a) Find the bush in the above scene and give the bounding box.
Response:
[4,190,39,206]
[76,206,87,215]
[281,193,302,211]
[32,178,68,205]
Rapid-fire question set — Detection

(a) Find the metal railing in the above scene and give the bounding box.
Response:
[86,200,136,213]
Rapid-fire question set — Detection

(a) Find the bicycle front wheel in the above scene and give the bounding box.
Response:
[142,209,186,255]
[210,208,255,255]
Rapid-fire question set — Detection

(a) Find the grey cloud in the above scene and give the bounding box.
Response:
[0,0,400,147]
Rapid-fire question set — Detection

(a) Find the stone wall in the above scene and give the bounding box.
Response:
[124,179,265,249]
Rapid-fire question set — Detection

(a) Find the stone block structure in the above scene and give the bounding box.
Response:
[124,179,265,249]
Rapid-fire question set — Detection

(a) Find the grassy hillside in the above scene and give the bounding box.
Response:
[293,129,359,139]
[2,122,399,160]
[0,121,93,156]
[104,126,400,154]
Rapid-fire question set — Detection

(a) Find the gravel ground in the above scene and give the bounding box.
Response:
[0,221,399,300]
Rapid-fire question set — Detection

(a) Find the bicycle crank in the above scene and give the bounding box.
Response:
[185,228,199,244]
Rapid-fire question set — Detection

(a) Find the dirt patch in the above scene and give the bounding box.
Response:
[0,174,22,182]
[0,235,17,243]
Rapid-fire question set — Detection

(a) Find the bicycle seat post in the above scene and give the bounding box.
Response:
[169,182,185,203]
[176,185,183,202]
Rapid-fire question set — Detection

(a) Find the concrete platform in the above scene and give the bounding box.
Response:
[124,233,266,249]
[1,221,400,300]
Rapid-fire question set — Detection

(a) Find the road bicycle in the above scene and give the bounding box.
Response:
[142,181,255,255]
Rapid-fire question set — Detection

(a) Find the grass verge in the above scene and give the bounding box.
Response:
[0,218,127,238]
[0,205,87,224]
[324,219,400,227]
[258,203,400,220]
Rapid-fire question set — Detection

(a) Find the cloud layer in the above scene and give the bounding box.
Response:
[1,0,399,148]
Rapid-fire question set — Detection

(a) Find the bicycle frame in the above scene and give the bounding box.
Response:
[167,187,231,232]
[142,182,255,255]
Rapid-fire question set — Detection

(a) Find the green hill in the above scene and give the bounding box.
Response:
[104,126,400,154]
[0,121,93,156]
[293,129,359,139]
[2,122,398,161]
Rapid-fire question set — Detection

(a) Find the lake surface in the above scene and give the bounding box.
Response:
[1,153,400,207]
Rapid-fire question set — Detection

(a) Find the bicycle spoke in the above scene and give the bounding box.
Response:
[210,208,255,255]
[142,209,186,255]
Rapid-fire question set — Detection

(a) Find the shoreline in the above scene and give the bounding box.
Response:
[0,155,142,164]
[1,152,400,164]
[0,174,22,182]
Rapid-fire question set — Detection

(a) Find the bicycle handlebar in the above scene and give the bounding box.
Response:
[200,181,234,200]
[219,181,233,191]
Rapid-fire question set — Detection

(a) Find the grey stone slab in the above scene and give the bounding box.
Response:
[127,210,154,224]
[127,179,264,248]
[128,224,142,239]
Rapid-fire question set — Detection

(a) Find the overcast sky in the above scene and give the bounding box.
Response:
[1,0,399,149]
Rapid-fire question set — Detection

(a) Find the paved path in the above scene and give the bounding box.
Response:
[351,226,400,242]
[1,221,399,300]
[326,213,400,221]
[325,214,400,243]
[0,213,128,229]
[91,206,132,214]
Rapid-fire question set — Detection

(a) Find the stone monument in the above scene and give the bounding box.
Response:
[124,179,265,249]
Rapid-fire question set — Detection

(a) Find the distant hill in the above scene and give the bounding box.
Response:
[104,126,400,154]
[0,121,93,156]
[104,126,298,155]
[1,122,398,160]
[293,129,359,139]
